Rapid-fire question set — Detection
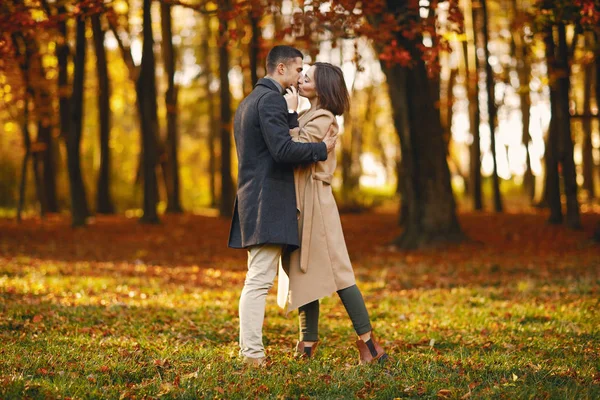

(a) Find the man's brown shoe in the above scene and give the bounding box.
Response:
[355,333,389,365]
[243,356,266,367]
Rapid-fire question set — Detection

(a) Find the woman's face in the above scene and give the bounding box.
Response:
[298,65,318,100]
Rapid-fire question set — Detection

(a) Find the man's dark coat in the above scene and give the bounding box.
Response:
[228,78,327,251]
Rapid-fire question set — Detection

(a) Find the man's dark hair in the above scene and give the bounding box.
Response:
[313,62,350,116]
[266,46,304,74]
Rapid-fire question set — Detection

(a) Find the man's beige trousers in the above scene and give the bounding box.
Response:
[239,244,283,359]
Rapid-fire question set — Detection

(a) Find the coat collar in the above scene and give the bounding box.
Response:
[256,77,284,94]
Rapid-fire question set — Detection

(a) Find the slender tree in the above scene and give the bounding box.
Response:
[481,0,503,212]
[596,32,600,192]
[544,28,563,224]
[464,0,482,210]
[36,0,59,213]
[91,13,115,214]
[543,24,581,228]
[17,93,32,222]
[581,32,595,200]
[160,1,183,213]
[555,23,581,228]
[249,5,261,87]
[109,6,162,219]
[57,2,70,145]
[202,15,218,208]
[137,0,160,223]
[510,0,535,201]
[341,70,361,203]
[12,36,33,222]
[66,16,90,227]
[218,1,234,217]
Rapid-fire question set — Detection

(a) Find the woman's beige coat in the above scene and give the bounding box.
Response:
[277,108,356,312]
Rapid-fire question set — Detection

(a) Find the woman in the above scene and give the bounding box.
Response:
[277,62,388,365]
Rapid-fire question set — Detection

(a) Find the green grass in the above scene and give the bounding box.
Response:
[1,256,598,399]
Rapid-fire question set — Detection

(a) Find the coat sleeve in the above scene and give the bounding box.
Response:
[288,111,299,129]
[258,92,327,164]
[292,113,337,144]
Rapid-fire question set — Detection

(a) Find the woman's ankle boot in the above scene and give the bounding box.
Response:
[355,333,388,365]
[295,341,319,358]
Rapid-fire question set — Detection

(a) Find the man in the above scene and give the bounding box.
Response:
[228,46,337,365]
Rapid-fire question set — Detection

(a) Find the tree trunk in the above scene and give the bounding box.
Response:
[33,5,59,214]
[32,146,46,217]
[340,115,354,201]
[67,17,90,227]
[468,0,483,210]
[36,122,57,213]
[218,4,235,217]
[202,15,218,208]
[341,105,361,201]
[249,13,261,87]
[445,68,457,153]
[387,64,410,226]
[397,159,409,226]
[91,14,115,214]
[55,3,70,214]
[11,30,48,218]
[12,24,56,214]
[34,60,57,214]
[518,55,535,201]
[544,28,563,224]
[511,0,535,201]
[160,2,183,213]
[380,8,464,247]
[137,0,160,224]
[30,38,56,213]
[596,32,600,193]
[57,4,70,143]
[17,90,31,222]
[481,0,503,212]
[582,33,595,200]
[556,23,581,229]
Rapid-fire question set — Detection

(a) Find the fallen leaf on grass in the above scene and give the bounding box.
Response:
[153,359,170,368]
[157,383,175,397]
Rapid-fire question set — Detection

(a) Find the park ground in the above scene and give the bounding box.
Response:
[0,207,599,399]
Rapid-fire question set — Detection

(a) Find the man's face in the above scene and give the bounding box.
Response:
[281,57,304,89]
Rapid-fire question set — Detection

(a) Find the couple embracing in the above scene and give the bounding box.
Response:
[228,45,388,366]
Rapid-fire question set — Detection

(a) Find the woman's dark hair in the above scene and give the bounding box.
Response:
[266,46,304,74]
[313,62,350,116]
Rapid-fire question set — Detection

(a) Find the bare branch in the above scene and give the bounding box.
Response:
[107,18,139,81]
